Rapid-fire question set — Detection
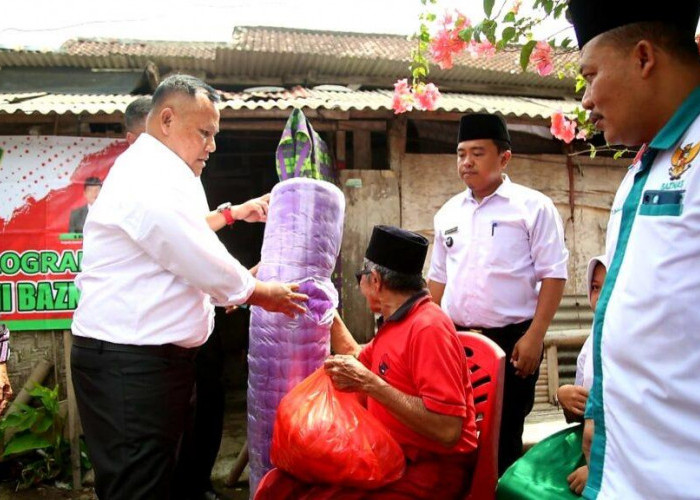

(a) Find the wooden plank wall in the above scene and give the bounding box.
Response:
[339,170,400,343]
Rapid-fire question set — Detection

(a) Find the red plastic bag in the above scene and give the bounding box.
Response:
[270,367,405,489]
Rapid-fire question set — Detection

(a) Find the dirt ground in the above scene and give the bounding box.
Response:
[0,389,252,500]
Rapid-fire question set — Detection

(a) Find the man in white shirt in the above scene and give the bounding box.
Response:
[568,1,700,498]
[71,74,307,500]
[427,113,568,474]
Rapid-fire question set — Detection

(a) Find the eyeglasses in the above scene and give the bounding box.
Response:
[355,268,371,285]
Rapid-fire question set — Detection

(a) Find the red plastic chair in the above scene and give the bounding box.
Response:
[458,330,506,500]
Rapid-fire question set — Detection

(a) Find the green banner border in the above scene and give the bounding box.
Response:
[4,319,72,331]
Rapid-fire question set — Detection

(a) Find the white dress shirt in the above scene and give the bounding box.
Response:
[428,175,568,328]
[72,133,255,348]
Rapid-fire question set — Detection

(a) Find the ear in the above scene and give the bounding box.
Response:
[500,149,512,169]
[633,40,657,78]
[159,107,175,136]
[370,269,382,292]
[125,132,137,145]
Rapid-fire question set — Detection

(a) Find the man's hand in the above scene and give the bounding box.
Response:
[567,464,589,495]
[324,354,375,393]
[0,363,13,415]
[557,384,589,416]
[248,280,308,318]
[511,330,543,378]
[233,193,271,223]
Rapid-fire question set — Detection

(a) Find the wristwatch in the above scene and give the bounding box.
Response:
[216,202,236,226]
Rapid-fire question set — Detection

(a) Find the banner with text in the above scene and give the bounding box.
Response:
[0,136,128,330]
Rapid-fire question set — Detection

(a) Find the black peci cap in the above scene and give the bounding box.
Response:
[365,225,428,275]
[458,113,511,145]
[568,0,700,48]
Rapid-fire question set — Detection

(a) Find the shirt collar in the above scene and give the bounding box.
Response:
[376,290,429,329]
[138,133,197,179]
[464,174,512,204]
[649,85,700,151]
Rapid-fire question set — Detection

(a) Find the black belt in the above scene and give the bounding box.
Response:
[454,319,532,337]
[72,335,198,360]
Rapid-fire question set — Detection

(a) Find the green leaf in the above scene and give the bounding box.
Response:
[554,3,567,18]
[575,74,587,93]
[3,432,52,457]
[458,27,473,43]
[520,40,537,72]
[483,0,495,18]
[543,0,554,14]
[589,145,597,158]
[561,37,572,49]
[613,150,627,160]
[503,11,516,23]
[502,27,516,43]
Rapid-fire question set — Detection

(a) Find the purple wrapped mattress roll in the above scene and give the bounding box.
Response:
[247,178,344,495]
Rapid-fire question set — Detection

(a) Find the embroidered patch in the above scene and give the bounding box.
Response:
[444,226,458,235]
[378,353,390,376]
[446,236,454,248]
[669,141,700,180]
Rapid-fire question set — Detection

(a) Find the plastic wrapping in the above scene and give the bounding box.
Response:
[247,178,345,495]
[271,367,405,489]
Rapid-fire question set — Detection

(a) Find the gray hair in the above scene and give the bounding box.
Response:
[363,258,426,293]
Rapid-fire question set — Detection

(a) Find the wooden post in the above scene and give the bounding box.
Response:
[546,345,560,405]
[387,116,407,177]
[352,130,372,170]
[63,331,82,489]
[224,440,249,487]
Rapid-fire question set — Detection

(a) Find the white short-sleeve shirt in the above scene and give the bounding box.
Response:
[427,175,569,328]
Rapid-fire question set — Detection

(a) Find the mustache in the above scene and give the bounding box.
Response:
[589,112,603,124]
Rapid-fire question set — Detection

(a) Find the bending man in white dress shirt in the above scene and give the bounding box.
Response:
[70,74,307,500]
[427,113,568,475]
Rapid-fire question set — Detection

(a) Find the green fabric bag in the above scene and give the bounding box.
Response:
[275,108,336,183]
[497,425,586,500]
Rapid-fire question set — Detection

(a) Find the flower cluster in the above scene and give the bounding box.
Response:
[428,11,470,70]
[550,110,588,143]
[529,41,554,76]
[392,79,442,114]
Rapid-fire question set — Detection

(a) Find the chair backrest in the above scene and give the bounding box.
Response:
[457,331,506,500]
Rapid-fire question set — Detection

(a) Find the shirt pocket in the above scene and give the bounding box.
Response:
[638,189,684,217]
[483,220,529,266]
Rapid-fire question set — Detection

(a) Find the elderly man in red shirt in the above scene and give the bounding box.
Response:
[260,225,478,499]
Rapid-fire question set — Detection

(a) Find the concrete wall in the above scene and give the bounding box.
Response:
[400,153,627,296]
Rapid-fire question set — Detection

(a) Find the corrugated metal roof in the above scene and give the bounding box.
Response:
[0,87,580,119]
[0,27,578,95]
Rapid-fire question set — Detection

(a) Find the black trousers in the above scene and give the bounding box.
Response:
[172,328,226,497]
[457,320,539,476]
[71,336,197,500]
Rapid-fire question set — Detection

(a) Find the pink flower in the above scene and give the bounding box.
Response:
[467,41,496,58]
[429,10,470,70]
[392,79,414,114]
[576,129,588,140]
[510,0,522,14]
[414,83,441,111]
[530,41,554,76]
[550,110,577,143]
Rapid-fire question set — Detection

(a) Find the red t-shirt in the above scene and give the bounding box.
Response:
[359,293,478,459]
